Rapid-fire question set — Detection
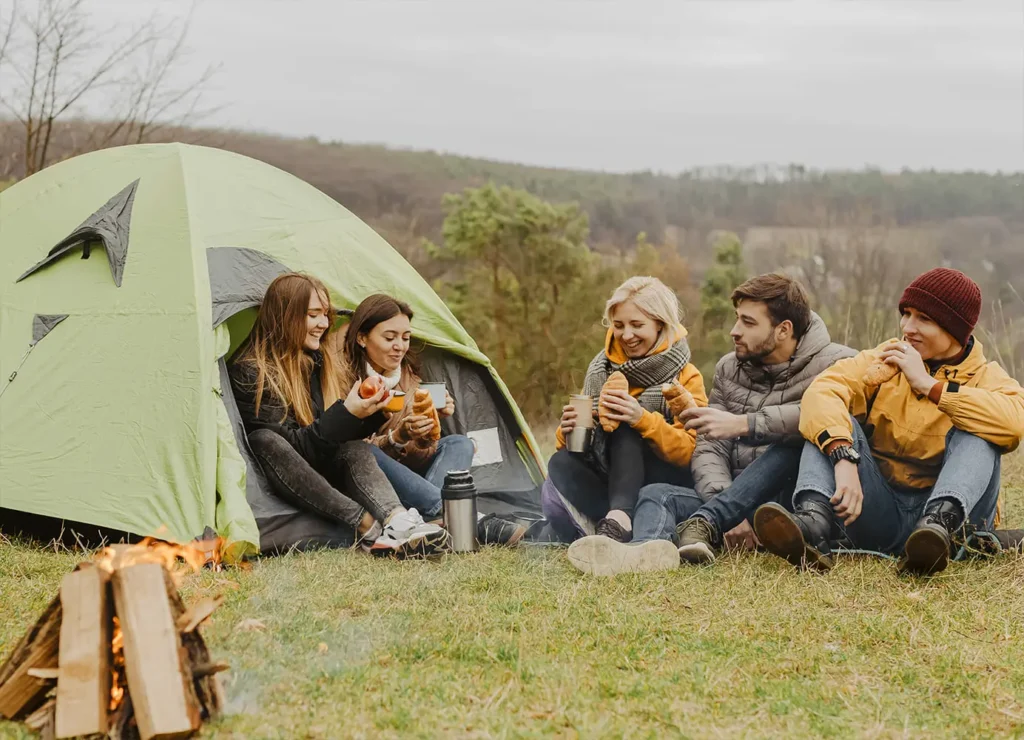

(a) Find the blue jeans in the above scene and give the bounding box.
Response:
[633,444,802,543]
[368,435,476,518]
[794,419,1001,554]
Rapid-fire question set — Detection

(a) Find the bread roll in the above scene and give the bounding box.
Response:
[599,371,629,433]
[662,381,696,419]
[862,339,903,388]
[413,388,442,441]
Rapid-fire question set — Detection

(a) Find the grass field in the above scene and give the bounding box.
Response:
[2,457,1023,739]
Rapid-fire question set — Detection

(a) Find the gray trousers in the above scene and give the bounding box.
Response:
[248,429,403,529]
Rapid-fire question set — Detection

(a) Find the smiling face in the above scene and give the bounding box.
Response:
[303,289,331,352]
[360,313,412,373]
[611,300,662,358]
[900,307,962,362]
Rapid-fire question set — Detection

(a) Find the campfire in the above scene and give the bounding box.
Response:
[0,539,228,739]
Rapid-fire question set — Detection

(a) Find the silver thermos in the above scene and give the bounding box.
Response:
[442,470,478,553]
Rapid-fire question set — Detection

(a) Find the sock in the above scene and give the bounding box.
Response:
[606,509,632,531]
[356,511,376,537]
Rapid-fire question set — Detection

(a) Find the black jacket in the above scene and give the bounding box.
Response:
[229,351,383,464]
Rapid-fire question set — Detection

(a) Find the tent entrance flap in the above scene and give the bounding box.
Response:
[16,179,139,287]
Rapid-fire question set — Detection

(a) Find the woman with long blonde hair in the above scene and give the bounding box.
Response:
[230,273,450,557]
[549,276,708,546]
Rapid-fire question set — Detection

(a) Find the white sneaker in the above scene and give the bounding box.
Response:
[567,535,680,576]
[370,508,451,559]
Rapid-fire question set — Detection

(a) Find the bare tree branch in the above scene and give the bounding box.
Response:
[0,0,218,177]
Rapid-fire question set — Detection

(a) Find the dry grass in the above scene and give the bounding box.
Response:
[1,467,1023,739]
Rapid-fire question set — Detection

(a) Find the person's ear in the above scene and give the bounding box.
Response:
[777,320,793,341]
[357,332,367,349]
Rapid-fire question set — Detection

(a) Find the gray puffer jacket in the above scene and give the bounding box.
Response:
[692,313,855,501]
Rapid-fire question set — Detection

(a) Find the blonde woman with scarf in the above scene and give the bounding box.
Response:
[551,276,708,544]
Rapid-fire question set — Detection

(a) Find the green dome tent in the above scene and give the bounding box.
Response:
[0,143,545,557]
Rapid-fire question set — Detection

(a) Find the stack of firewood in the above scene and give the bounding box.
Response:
[0,541,227,739]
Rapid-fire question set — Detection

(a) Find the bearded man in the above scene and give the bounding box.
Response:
[567,273,854,576]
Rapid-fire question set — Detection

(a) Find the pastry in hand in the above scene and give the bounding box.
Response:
[599,371,629,433]
[413,388,442,441]
[662,381,696,419]
[862,340,903,387]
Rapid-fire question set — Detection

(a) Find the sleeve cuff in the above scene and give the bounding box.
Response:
[936,381,963,415]
[813,426,854,452]
[633,409,659,436]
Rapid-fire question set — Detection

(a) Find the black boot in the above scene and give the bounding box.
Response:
[754,497,834,572]
[899,499,964,576]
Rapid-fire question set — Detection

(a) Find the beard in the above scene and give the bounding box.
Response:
[735,333,777,363]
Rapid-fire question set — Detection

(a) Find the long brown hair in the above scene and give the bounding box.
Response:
[343,294,418,381]
[235,273,344,426]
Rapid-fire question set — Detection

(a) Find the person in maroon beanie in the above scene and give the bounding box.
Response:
[753,268,1024,575]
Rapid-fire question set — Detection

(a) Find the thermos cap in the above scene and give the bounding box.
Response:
[441,470,477,500]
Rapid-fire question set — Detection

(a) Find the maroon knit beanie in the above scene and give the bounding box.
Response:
[899,268,981,346]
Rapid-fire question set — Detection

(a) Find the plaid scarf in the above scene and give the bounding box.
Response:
[580,334,691,475]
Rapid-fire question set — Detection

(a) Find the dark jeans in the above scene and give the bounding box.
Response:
[548,426,694,521]
[633,443,802,543]
[368,435,476,518]
[794,419,1001,554]
[248,429,403,527]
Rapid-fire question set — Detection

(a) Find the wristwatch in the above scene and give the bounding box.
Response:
[828,444,861,467]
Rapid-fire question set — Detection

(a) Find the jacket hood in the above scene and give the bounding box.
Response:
[740,312,832,385]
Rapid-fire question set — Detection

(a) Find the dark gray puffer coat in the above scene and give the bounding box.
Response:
[692,313,855,501]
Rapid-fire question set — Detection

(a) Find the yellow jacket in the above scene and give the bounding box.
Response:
[556,326,708,466]
[799,338,1024,490]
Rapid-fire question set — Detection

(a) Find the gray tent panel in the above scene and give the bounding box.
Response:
[17,180,138,287]
[218,359,355,552]
[207,247,291,328]
[419,347,542,517]
[31,314,69,345]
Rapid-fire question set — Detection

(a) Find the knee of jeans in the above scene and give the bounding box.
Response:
[441,434,475,457]
[336,440,375,463]
[248,428,290,457]
[945,426,998,452]
[637,483,676,506]
[547,449,572,482]
[848,415,870,446]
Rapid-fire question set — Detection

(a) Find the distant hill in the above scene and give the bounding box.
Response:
[2,120,1022,286]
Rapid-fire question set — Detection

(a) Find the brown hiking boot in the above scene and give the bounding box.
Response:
[595,517,632,543]
[754,501,834,572]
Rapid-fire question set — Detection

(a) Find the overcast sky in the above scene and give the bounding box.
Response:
[88,0,1023,173]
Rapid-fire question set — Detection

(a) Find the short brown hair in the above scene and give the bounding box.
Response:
[731,273,812,339]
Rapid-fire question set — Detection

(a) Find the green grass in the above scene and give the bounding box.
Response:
[3,460,1024,739]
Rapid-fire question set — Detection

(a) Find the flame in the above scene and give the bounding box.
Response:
[93,536,224,581]
[109,617,125,712]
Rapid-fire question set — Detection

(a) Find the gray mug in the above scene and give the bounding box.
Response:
[566,427,593,454]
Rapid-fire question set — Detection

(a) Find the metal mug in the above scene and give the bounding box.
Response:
[566,427,593,454]
[420,382,447,410]
[566,393,594,453]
